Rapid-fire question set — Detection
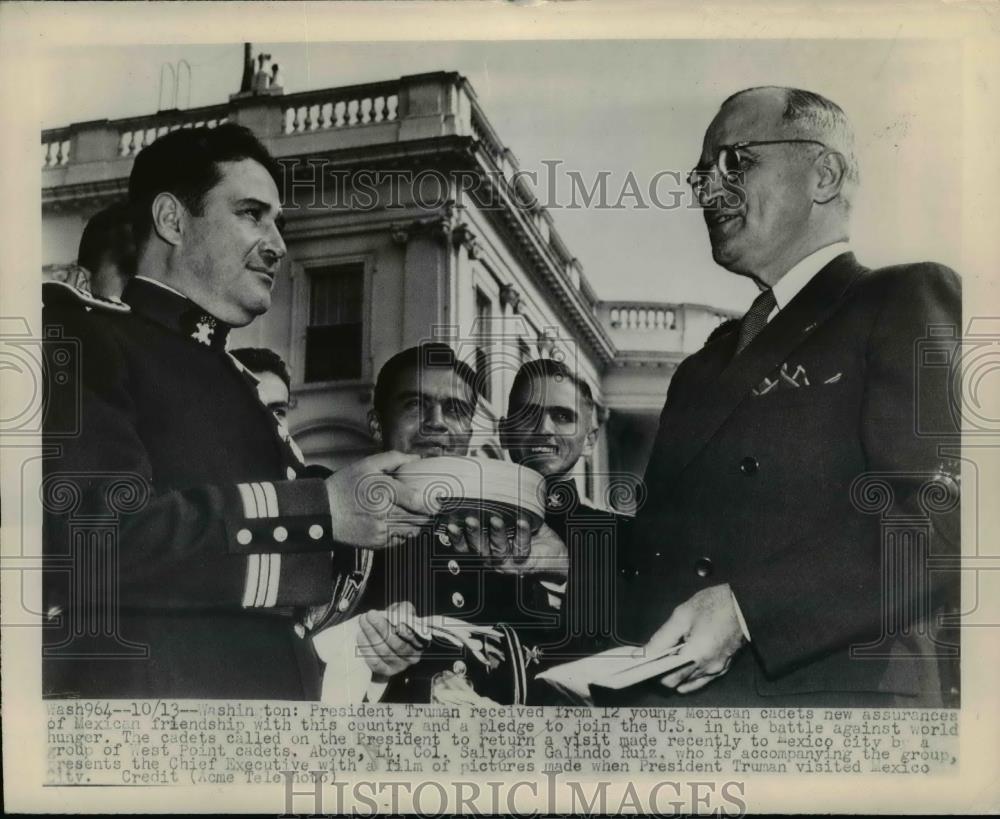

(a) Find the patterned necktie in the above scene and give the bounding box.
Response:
[735,288,777,355]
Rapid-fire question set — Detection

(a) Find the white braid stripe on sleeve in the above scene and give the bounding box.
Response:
[242,555,261,607]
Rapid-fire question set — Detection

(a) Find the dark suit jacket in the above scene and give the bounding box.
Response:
[614,253,961,707]
[42,279,361,699]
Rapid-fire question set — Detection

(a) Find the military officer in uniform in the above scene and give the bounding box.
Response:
[42,124,438,699]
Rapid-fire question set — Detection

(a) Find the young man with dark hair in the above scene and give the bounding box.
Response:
[368,342,479,457]
[502,357,599,485]
[76,199,136,300]
[43,124,438,700]
[501,359,626,680]
[230,346,294,437]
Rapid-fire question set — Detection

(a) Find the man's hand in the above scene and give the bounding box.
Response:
[446,515,568,579]
[356,601,430,681]
[325,451,441,549]
[643,584,746,694]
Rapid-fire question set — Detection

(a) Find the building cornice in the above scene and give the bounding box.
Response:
[42,178,129,212]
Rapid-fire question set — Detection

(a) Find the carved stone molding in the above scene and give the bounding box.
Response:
[388,199,460,246]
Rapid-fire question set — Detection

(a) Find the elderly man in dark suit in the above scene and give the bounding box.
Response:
[42,124,437,699]
[609,86,961,707]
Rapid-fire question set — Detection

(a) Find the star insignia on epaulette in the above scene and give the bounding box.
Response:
[192,317,216,346]
[524,645,543,666]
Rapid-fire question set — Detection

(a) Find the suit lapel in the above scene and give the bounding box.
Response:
[649,252,866,490]
[671,329,737,412]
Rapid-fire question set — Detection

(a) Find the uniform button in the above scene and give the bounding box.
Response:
[309,524,324,540]
[337,598,350,612]
[451,592,465,609]
[286,466,297,480]
[447,559,460,575]
[294,623,306,639]
[237,528,253,545]
[695,557,714,578]
[273,525,288,543]
[740,456,759,475]
[438,531,452,547]
[452,660,467,675]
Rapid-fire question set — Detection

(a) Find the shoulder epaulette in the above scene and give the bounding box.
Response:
[42,280,131,314]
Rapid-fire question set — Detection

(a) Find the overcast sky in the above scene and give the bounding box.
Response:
[39,39,963,312]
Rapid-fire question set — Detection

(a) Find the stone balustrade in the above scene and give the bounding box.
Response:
[281,81,400,135]
[598,301,737,355]
[469,104,505,168]
[42,129,72,168]
[117,106,230,158]
[608,303,679,332]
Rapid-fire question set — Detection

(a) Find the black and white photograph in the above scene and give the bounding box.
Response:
[2,1,998,814]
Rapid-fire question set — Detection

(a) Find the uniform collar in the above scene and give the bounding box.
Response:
[771,241,852,312]
[124,277,232,351]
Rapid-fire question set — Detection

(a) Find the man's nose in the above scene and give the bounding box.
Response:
[695,167,727,209]
[422,404,447,430]
[259,223,287,265]
[537,413,556,435]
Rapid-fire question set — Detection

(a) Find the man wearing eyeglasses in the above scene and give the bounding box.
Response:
[607,86,962,707]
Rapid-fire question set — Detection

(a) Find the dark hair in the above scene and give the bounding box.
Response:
[128,123,280,246]
[508,358,594,414]
[77,200,136,278]
[373,343,478,417]
[230,347,291,391]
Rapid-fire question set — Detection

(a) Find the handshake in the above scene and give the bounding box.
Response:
[322,451,569,579]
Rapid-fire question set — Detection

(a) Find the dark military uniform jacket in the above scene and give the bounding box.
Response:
[363,478,625,705]
[612,254,962,707]
[364,527,553,705]
[537,479,626,662]
[42,278,366,699]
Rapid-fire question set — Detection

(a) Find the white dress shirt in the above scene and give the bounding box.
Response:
[768,241,852,319]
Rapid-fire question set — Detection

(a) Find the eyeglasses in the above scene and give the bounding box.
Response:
[687,139,828,191]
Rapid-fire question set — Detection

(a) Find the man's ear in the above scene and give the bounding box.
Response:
[150,192,186,247]
[367,409,383,447]
[814,150,848,205]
